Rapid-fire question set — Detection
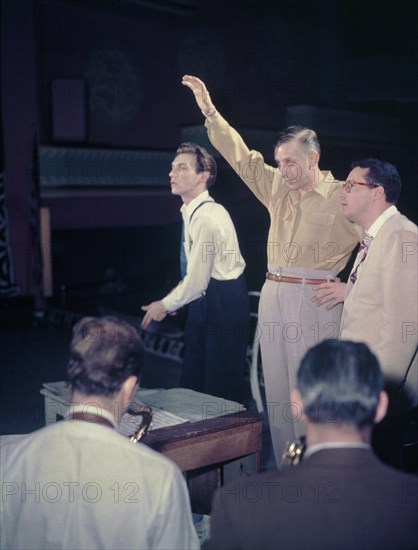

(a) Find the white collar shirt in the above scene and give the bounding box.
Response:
[304,442,371,459]
[367,205,398,239]
[162,190,245,312]
[66,402,118,428]
[349,205,398,283]
[0,420,199,550]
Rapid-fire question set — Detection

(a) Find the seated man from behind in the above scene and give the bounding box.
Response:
[1,316,199,550]
[203,340,418,550]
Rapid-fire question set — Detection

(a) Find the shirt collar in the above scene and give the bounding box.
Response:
[304,442,370,459]
[367,205,398,238]
[315,171,337,198]
[300,171,336,199]
[66,403,118,429]
[181,190,211,217]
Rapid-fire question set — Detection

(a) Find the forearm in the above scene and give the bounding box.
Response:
[205,113,274,201]
[163,233,215,311]
[162,271,210,311]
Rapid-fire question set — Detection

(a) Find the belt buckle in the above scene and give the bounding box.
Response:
[275,269,283,280]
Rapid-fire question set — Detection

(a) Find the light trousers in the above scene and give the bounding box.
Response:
[259,266,342,467]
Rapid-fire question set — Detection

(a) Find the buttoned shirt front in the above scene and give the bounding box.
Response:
[162,190,245,312]
[206,115,362,272]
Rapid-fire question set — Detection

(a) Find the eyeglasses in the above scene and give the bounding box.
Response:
[342,180,380,193]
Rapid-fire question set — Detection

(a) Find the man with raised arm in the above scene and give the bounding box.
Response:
[182,75,361,466]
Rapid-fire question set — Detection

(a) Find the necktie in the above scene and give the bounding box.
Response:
[180,222,187,278]
[349,234,373,284]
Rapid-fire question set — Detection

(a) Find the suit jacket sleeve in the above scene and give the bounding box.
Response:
[202,490,241,550]
[376,228,418,380]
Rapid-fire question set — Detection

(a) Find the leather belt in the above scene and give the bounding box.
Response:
[266,272,333,285]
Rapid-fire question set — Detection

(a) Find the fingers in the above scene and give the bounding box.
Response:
[141,313,150,329]
[182,75,205,89]
[182,75,214,111]
[312,281,346,309]
[312,284,336,307]
[140,305,151,329]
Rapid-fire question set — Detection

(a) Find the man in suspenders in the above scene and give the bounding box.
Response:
[141,142,249,404]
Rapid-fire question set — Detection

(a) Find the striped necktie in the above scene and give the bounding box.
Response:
[349,234,373,284]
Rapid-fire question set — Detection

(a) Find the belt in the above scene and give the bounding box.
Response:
[266,272,333,285]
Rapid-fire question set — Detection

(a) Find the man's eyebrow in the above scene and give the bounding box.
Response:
[275,156,296,162]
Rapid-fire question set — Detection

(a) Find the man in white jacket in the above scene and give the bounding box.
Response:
[1,316,199,550]
[314,158,417,467]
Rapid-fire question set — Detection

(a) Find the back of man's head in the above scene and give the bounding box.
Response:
[67,316,144,397]
[297,339,383,428]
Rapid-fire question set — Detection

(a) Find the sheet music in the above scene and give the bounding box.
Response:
[138,388,245,422]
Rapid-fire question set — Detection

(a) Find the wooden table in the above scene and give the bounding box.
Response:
[40,383,263,513]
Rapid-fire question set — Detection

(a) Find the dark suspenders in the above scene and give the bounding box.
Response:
[189,200,213,224]
[187,200,213,250]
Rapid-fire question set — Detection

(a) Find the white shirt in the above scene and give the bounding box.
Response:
[349,205,398,282]
[0,419,199,550]
[162,190,246,312]
[367,204,398,238]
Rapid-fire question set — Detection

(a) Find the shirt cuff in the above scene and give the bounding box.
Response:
[161,296,177,313]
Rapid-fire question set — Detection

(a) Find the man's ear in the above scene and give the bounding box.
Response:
[291,387,304,418]
[373,185,386,201]
[374,391,388,424]
[309,150,320,168]
[122,375,138,402]
[200,170,210,186]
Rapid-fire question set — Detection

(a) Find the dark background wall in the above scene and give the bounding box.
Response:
[1,0,417,316]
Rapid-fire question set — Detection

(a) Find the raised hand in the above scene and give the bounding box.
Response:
[182,75,217,116]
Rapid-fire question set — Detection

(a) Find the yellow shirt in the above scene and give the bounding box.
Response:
[206,114,362,272]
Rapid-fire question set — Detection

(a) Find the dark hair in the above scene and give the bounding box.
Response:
[274,125,321,158]
[297,340,383,428]
[176,142,217,187]
[350,158,401,204]
[67,316,144,397]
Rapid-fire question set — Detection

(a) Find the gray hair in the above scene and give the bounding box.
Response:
[297,340,383,428]
[275,125,321,158]
[67,316,144,397]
